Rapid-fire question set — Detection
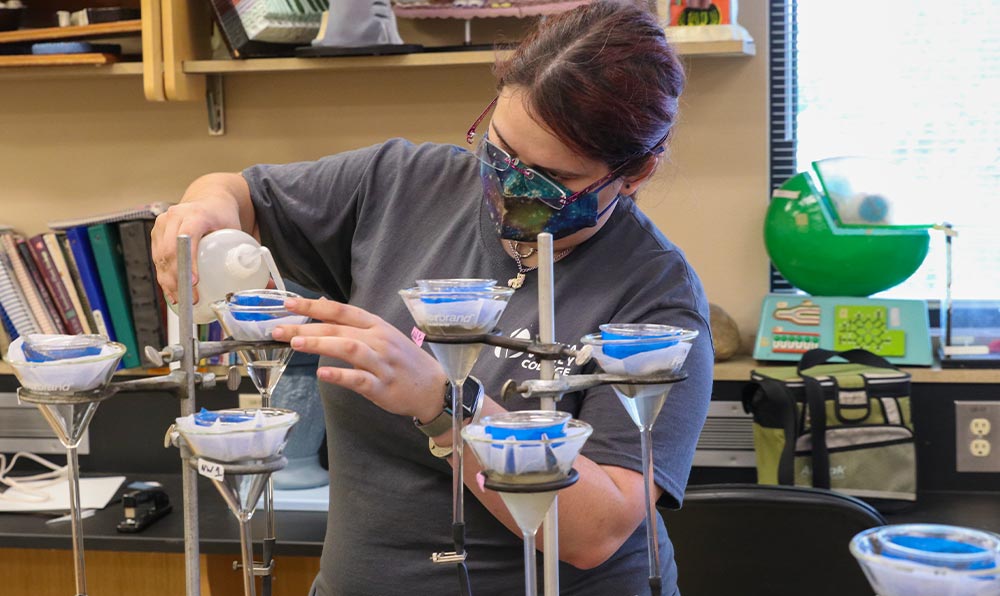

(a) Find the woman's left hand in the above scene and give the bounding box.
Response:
[272,297,448,422]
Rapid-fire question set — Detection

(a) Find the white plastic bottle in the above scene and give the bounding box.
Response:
[174,229,284,324]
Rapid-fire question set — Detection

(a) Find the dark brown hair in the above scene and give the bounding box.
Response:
[495,0,685,178]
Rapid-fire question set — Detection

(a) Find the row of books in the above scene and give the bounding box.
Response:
[0,203,233,369]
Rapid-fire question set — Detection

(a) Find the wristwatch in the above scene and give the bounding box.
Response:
[413,376,485,438]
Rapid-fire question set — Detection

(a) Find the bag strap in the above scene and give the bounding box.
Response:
[798,350,900,488]
[796,348,897,372]
[799,373,830,488]
[743,378,799,486]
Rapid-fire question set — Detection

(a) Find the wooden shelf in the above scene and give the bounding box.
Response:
[1,25,750,84]
[184,50,502,74]
[0,53,119,67]
[0,61,142,79]
[183,36,754,75]
[671,37,755,57]
[0,20,142,44]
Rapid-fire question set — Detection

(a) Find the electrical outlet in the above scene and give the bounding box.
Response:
[956,401,1000,472]
[971,418,992,437]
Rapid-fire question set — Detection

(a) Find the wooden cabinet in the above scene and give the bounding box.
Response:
[1,0,754,108]
[0,548,319,596]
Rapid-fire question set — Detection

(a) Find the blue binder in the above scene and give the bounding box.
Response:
[65,226,117,342]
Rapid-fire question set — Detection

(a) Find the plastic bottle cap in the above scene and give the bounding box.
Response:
[225,245,263,278]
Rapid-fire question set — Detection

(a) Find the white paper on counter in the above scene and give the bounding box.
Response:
[0,476,125,513]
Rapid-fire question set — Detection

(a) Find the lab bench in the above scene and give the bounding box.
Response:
[0,474,997,596]
[0,373,998,595]
[0,473,324,596]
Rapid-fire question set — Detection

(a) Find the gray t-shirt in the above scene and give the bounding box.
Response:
[243,139,714,596]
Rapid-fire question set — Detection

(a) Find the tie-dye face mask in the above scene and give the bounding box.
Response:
[475,134,620,241]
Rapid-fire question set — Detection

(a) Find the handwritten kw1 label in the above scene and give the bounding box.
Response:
[198,458,224,481]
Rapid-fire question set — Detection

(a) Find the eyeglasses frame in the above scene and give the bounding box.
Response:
[466,97,634,208]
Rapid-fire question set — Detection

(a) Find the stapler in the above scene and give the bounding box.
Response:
[116,481,172,533]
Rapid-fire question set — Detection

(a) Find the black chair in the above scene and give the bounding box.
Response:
[659,483,886,596]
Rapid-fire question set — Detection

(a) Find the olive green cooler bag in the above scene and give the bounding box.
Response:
[742,349,916,508]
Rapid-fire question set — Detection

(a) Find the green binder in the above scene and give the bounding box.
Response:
[87,223,140,369]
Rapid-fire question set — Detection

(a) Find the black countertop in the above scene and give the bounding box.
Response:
[884,490,1000,533]
[0,473,326,556]
[1,473,997,556]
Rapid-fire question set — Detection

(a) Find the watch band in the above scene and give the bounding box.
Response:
[414,376,485,439]
[428,437,453,458]
[414,403,454,438]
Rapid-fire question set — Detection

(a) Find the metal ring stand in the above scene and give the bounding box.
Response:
[419,235,691,596]
[14,235,290,596]
[185,455,288,596]
[482,469,580,494]
[16,387,118,596]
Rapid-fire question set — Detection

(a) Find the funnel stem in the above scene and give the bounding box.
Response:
[451,382,465,535]
[524,530,538,596]
[640,428,661,595]
[67,445,88,596]
[259,390,275,595]
[239,519,257,596]
[260,389,276,541]
[452,380,471,596]
[258,391,276,536]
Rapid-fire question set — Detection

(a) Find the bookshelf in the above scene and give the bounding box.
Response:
[0,0,754,90]
[0,20,142,43]
[0,37,753,79]
[182,35,754,75]
[0,61,142,79]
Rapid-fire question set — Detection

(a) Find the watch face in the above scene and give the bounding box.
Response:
[454,376,483,419]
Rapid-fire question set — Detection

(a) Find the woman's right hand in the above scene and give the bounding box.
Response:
[152,177,248,304]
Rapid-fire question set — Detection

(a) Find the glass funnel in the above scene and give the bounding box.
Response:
[174,407,299,463]
[399,278,514,591]
[463,411,593,596]
[212,289,308,401]
[212,289,306,596]
[851,524,1000,596]
[175,408,298,596]
[400,279,513,381]
[7,334,126,395]
[580,323,698,596]
[580,324,698,430]
[8,334,128,596]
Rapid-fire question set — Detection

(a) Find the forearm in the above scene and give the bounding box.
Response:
[438,397,655,570]
[179,172,258,241]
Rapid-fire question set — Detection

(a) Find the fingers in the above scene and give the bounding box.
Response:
[316,366,383,397]
[272,322,365,343]
[283,297,381,329]
[152,213,182,302]
[289,335,387,378]
[151,207,212,304]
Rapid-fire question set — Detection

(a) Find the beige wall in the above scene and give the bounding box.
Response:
[0,4,769,345]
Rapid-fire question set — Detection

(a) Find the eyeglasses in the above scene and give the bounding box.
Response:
[466,97,625,209]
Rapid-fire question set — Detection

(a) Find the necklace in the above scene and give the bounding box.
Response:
[506,240,573,289]
[510,241,536,259]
